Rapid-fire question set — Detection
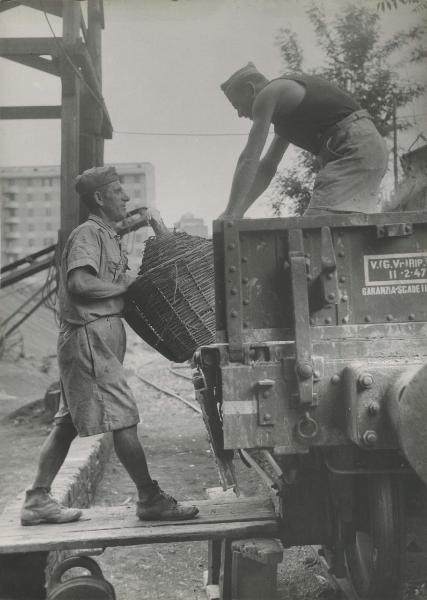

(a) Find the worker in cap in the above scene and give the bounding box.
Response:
[219,62,388,217]
[75,165,121,195]
[21,166,198,526]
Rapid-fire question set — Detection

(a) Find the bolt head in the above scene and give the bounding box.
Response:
[230,309,238,318]
[362,430,378,446]
[368,401,380,416]
[327,292,336,300]
[358,372,374,389]
[263,413,272,422]
[298,363,313,379]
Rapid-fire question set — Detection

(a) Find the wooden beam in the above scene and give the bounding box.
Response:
[0,105,61,119]
[87,0,104,164]
[4,54,59,76]
[0,256,53,288]
[0,37,59,57]
[0,498,278,554]
[60,1,81,243]
[12,0,63,18]
[0,1,20,13]
[74,40,112,139]
[0,244,56,275]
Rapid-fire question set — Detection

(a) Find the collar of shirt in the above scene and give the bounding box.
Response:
[88,214,119,240]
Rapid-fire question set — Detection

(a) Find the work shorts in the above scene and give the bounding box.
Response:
[305,112,389,215]
[55,316,140,437]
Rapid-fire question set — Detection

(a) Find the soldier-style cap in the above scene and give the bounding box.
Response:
[75,166,120,195]
[220,62,261,96]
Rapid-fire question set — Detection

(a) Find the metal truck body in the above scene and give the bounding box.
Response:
[194,211,427,599]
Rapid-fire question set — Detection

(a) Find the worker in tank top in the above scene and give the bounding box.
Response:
[219,63,389,217]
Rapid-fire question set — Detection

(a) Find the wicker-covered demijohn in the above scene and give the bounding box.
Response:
[124,232,216,362]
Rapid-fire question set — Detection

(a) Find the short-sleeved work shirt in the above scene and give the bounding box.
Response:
[58,214,129,325]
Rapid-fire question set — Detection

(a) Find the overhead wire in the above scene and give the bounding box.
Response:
[39,4,427,139]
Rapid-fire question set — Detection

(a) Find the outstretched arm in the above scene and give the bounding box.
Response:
[236,134,289,216]
[221,78,304,218]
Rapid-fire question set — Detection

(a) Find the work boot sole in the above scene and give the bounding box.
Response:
[21,509,82,526]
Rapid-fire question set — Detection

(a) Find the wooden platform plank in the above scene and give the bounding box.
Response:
[0,497,278,554]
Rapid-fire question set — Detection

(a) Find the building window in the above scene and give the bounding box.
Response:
[45,192,51,202]
[28,208,34,217]
[28,223,35,232]
[6,208,16,217]
[27,193,32,202]
[45,207,51,216]
[134,188,141,198]
[43,237,54,245]
[28,239,35,247]
[46,222,52,231]
[134,175,141,183]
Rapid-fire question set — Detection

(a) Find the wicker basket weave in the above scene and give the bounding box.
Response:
[124,232,216,362]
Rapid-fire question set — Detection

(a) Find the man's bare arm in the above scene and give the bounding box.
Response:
[223,114,273,217]
[238,135,289,215]
[68,267,131,300]
[222,79,303,218]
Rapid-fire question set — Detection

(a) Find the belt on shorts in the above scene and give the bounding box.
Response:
[319,109,372,146]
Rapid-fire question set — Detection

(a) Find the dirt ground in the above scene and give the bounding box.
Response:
[1,328,425,599]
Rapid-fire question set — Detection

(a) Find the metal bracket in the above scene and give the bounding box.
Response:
[376,223,413,238]
[288,229,314,407]
[320,226,339,307]
[256,379,276,426]
[223,220,244,363]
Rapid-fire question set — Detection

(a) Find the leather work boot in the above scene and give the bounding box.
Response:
[21,488,82,526]
[136,481,199,521]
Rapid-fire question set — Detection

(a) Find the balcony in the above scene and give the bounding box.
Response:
[5,231,21,239]
[3,216,20,224]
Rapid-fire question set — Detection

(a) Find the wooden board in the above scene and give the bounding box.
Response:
[0,497,278,555]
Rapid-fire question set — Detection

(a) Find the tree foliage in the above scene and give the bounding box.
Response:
[378,0,427,12]
[269,3,427,216]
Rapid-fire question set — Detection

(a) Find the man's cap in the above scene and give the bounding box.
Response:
[75,166,120,195]
[220,62,262,95]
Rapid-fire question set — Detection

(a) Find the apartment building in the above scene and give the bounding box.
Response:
[173,212,209,238]
[0,162,155,266]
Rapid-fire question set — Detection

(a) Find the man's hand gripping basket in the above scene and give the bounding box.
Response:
[124,232,215,362]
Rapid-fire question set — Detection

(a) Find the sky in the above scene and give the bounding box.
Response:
[0,0,426,228]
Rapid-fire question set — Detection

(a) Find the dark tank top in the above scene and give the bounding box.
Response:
[271,73,361,154]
